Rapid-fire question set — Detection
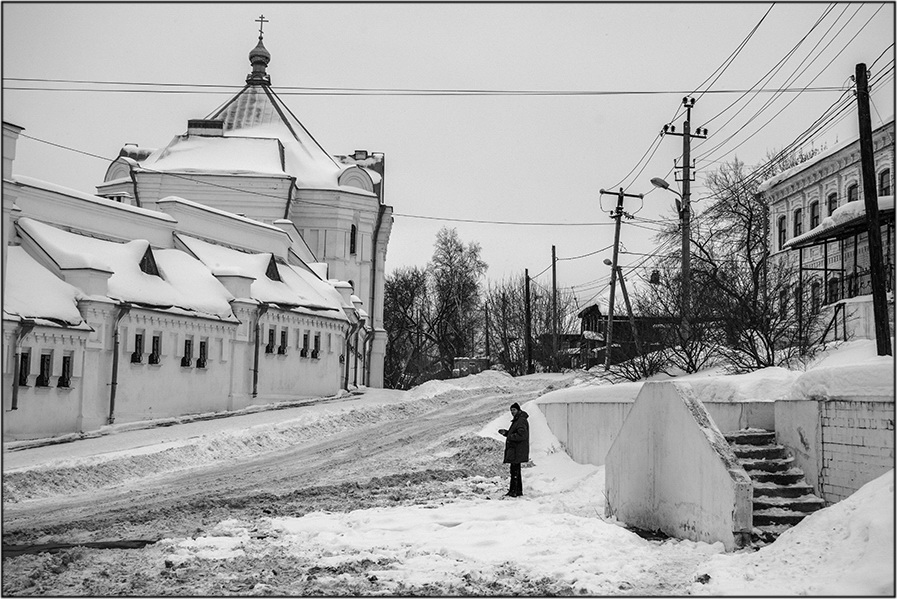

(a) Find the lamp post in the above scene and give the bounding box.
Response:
[651,177,690,338]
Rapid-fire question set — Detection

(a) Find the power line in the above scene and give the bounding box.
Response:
[3,79,847,97]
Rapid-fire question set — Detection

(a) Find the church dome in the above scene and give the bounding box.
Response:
[247,36,271,85]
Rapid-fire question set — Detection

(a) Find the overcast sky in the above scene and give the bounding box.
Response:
[3,2,894,309]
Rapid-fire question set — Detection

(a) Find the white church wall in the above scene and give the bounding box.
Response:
[253,311,346,401]
[111,310,238,423]
[2,322,92,440]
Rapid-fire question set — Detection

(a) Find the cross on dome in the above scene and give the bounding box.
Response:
[247,15,272,85]
[255,15,268,37]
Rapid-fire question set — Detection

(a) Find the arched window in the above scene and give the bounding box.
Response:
[777,216,787,251]
[809,201,820,229]
[350,224,357,255]
[847,183,859,203]
[827,192,838,215]
[793,207,803,237]
[879,169,892,196]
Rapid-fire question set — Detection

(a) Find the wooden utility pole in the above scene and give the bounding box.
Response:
[551,245,559,371]
[616,265,643,356]
[484,304,491,357]
[524,269,533,374]
[599,188,643,370]
[661,98,707,339]
[855,63,892,356]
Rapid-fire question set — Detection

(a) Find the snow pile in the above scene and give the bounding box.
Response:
[691,469,895,596]
[688,367,799,403]
[790,339,895,400]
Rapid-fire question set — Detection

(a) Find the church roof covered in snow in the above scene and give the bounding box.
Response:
[177,234,347,316]
[16,218,237,321]
[135,31,370,194]
[3,246,89,328]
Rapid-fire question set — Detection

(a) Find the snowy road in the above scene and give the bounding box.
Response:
[2,369,893,596]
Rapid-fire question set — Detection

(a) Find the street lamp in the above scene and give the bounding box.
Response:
[651,176,691,339]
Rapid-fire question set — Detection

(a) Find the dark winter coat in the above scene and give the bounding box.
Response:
[502,410,530,464]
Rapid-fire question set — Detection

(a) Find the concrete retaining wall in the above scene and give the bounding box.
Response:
[604,381,753,551]
[777,398,894,503]
[539,395,774,467]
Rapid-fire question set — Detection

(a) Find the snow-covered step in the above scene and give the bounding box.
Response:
[740,455,795,473]
[730,444,788,460]
[752,494,826,513]
[752,480,816,498]
[752,507,813,527]
[749,468,805,485]
[723,429,776,446]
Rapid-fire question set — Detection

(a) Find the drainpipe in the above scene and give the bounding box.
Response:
[10,319,36,411]
[367,203,388,385]
[252,302,270,398]
[108,303,131,424]
[343,319,362,391]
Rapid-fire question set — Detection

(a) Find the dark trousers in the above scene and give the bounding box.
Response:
[508,463,523,496]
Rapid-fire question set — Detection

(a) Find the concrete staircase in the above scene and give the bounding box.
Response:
[725,429,826,545]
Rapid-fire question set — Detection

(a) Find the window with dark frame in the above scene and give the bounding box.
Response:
[880,169,892,196]
[777,216,787,251]
[847,183,858,203]
[793,208,803,237]
[149,334,161,364]
[810,201,820,229]
[778,289,788,320]
[266,328,275,354]
[36,353,52,387]
[827,192,838,216]
[58,353,73,387]
[312,333,321,359]
[131,332,144,363]
[278,329,288,355]
[827,277,840,303]
[181,338,193,368]
[18,351,30,386]
[197,340,208,368]
[301,332,310,357]
[350,224,357,255]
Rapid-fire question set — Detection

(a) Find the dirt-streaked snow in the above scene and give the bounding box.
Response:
[2,342,893,596]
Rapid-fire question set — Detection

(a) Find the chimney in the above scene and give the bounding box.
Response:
[187,119,225,137]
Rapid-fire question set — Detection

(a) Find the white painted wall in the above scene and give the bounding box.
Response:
[604,382,753,551]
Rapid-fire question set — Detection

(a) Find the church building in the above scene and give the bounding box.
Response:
[2,24,393,440]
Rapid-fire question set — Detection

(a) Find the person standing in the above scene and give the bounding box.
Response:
[498,402,529,497]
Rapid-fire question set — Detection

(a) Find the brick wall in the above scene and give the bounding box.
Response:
[820,400,895,502]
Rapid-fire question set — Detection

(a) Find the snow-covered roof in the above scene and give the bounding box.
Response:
[785,195,895,249]
[3,245,88,327]
[178,234,345,316]
[139,136,291,177]
[16,218,236,320]
[12,175,176,222]
[207,85,344,190]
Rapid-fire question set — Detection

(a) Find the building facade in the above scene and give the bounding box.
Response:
[759,118,894,340]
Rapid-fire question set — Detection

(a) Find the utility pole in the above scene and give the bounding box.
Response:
[484,304,491,358]
[661,97,707,339]
[524,269,533,374]
[551,245,559,371]
[615,264,643,356]
[599,188,643,370]
[855,63,892,356]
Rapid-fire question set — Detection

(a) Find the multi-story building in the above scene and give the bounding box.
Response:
[759,117,894,340]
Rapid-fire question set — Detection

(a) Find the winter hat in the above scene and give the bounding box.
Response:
[510,402,521,411]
